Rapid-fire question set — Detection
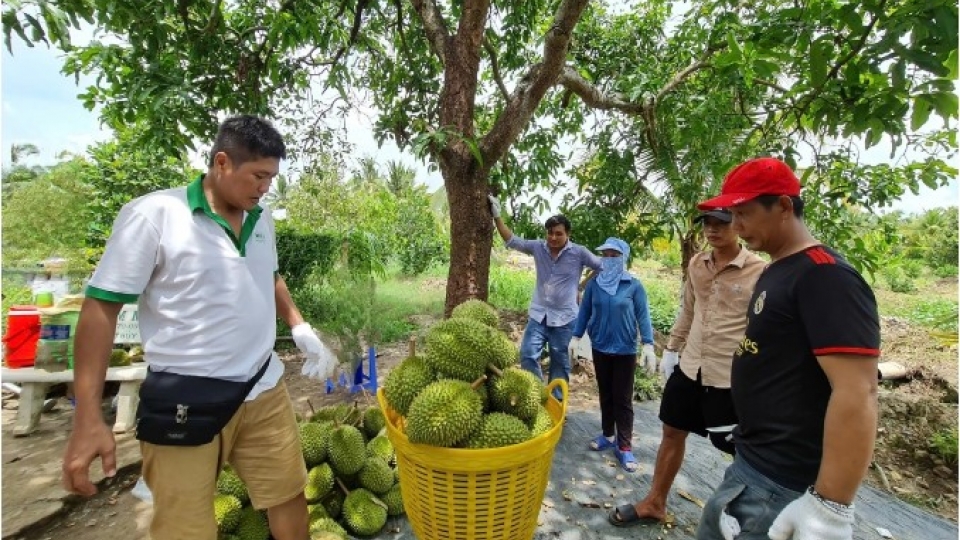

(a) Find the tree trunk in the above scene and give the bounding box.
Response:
[679,230,700,282]
[442,164,493,317]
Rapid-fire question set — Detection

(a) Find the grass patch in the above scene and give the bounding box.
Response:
[633,369,663,402]
[488,265,535,313]
[881,296,958,332]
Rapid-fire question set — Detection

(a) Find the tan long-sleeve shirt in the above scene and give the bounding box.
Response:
[667,247,765,388]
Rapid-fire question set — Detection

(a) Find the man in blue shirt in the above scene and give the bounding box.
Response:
[489,195,602,398]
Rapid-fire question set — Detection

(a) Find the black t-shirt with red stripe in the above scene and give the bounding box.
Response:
[731,245,880,491]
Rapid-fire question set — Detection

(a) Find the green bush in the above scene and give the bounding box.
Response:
[275,225,341,290]
[642,279,678,335]
[633,369,663,402]
[884,267,917,293]
[1,279,34,334]
[934,265,958,278]
[930,427,958,467]
[901,259,924,279]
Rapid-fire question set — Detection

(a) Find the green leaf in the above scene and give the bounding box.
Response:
[945,50,958,80]
[810,38,833,88]
[911,95,933,131]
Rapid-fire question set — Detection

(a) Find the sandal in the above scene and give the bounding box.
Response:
[608,504,662,527]
[588,434,616,451]
[614,448,639,472]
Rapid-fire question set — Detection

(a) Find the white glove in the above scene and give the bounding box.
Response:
[568,337,581,361]
[292,323,337,381]
[767,490,854,540]
[660,350,679,381]
[640,343,657,374]
[487,195,501,219]
[720,509,741,540]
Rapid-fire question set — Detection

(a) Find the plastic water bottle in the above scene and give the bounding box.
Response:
[131,476,153,504]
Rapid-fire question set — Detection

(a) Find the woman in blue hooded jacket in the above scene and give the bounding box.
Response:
[571,237,657,472]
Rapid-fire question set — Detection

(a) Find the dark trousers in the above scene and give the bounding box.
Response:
[592,349,637,450]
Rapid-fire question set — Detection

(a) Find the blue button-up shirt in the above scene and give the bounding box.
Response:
[506,236,602,327]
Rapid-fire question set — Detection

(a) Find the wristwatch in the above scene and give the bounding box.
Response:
[807,486,855,517]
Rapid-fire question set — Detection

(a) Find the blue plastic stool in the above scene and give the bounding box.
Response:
[324,347,378,394]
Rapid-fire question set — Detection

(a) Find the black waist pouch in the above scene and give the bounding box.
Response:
[135,357,271,446]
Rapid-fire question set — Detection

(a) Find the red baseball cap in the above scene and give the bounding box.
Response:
[697,157,801,210]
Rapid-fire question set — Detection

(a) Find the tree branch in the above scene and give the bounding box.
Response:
[200,0,223,34]
[653,55,713,104]
[556,66,644,113]
[409,0,450,65]
[484,36,509,101]
[480,0,590,167]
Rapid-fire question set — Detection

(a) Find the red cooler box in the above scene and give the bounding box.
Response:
[3,305,40,368]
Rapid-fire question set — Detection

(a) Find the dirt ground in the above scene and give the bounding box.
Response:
[3,276,957,539]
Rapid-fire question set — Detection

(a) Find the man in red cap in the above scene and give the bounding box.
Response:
[694,157,880,540]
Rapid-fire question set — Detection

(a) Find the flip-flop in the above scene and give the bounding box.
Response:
[614,448,639,472]
[589,434,617,451]
[608,504,662,527]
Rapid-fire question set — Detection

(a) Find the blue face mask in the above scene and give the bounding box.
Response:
[601,256,624,273]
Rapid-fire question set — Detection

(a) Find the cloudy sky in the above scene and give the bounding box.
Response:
[2,35,956,215]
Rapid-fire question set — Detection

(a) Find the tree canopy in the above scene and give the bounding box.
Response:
[4,0,956,309]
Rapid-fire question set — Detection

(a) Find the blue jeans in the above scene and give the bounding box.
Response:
[519,318,574,400]
[696,456,803,540]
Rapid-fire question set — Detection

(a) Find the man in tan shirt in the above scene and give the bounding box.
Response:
[609,208,765,526]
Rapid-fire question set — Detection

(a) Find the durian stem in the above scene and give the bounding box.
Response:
[486,364,503,377]
[336,477,351,496]
[371,495,389,511]
[408,336,417,357]
[510,396,517,406]
[470,375,488,390]
[306,400,316,416]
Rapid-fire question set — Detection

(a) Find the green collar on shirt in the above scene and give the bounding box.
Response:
[187,175,262,256]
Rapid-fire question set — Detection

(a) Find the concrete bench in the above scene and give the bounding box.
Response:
[2,365,147,436]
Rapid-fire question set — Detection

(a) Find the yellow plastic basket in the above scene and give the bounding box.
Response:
[377,378,568,540]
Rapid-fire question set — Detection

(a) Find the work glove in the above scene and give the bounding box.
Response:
[767,490,854,540]
[568,336,581,361]
[720,510,741,540]
[292,323,337,381]
[487,195,502,219]
[640,343,657,375]
[660,350,679,381]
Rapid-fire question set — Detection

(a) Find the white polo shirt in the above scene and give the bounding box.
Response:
[86,176,283,400]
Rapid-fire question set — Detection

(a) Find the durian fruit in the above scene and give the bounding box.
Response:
[366,434,395,463]
[489,367,542,422]
[234,506,270,540]
[342,488,388,537]
[450,298,500,328]
[300,421,332,467]
[382,483,404,516]
[128,345,145,363]
[423,318,493,381]
[305,463,335,503]
[528,405,554,437]
[383,355,436,415]
[109,348,132,367]
[465,412,532,449]
[309,516,348,538]
[362,407,386,439]
[322,490,345,519]
[307,502,329,521]
[216,466,249,505]
[214,493,243,533]
[311,403,357,424]
[310,531,345,540]
[358,456,394,495]
[405,378,484,447]
[327,425,366,476]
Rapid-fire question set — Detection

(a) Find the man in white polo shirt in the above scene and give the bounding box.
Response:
[61,116,336,540]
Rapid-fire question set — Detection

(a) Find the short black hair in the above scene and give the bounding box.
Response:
[755,195,804,218]
[544,215,571,233]
[208,115,286,167]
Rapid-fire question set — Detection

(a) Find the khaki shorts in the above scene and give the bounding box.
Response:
[141,381,307,540]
